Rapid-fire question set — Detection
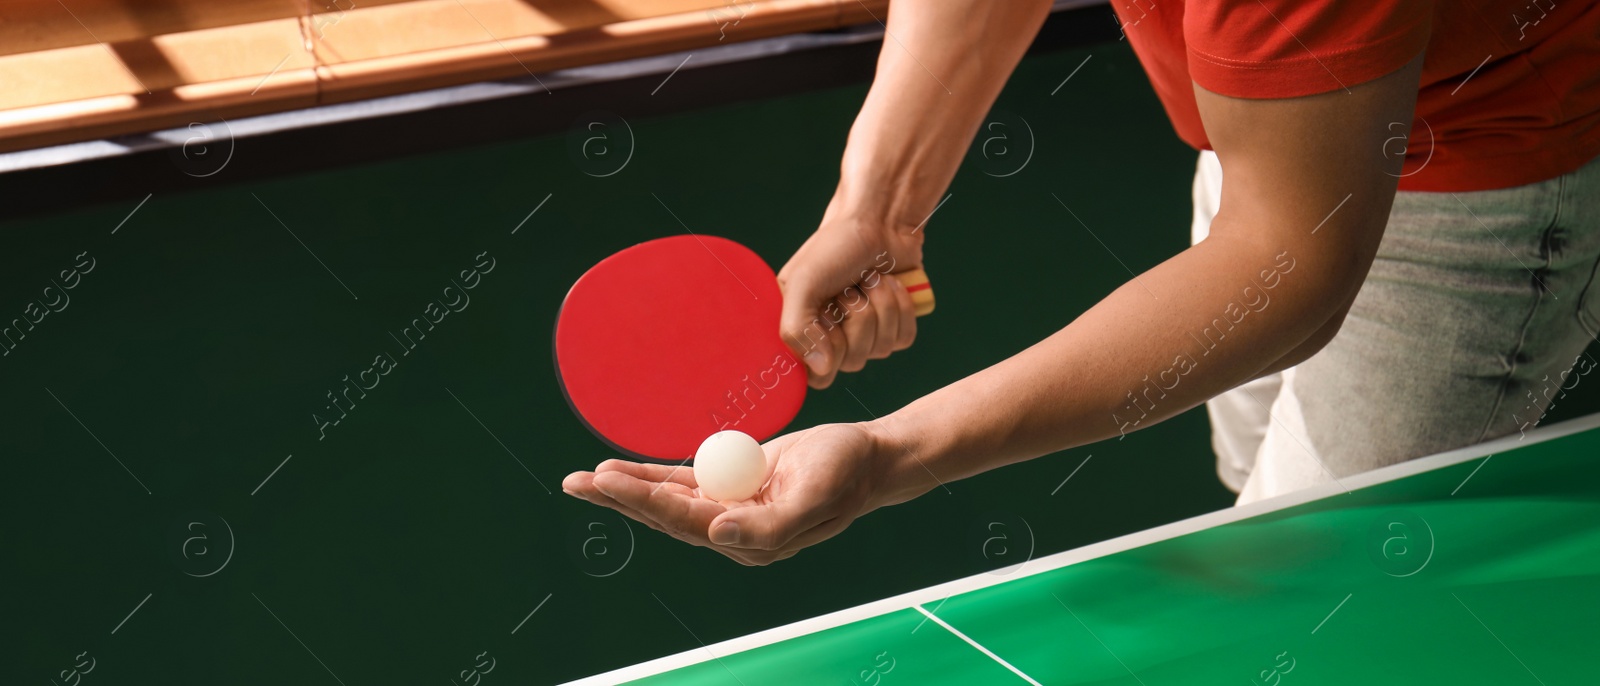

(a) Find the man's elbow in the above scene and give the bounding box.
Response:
[1273,285,1359,372]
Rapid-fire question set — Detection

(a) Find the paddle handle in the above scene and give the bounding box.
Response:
[892,269,936,317]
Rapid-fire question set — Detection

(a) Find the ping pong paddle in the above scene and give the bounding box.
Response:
[554,234,933,462]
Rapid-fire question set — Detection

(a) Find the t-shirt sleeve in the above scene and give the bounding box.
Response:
[1184,0,1433,99]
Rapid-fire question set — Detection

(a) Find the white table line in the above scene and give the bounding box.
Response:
[913,606,1041,686]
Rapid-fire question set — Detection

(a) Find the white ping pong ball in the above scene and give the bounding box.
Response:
[694,430,769,502]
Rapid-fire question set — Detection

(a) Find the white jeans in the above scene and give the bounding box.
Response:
[1191,150,1600,505]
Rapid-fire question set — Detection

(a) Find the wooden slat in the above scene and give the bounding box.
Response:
[0,0,309,57]
[310,0,738,62]
[0,0,877,153]
[316,0,842,104]
[0,18,316,108]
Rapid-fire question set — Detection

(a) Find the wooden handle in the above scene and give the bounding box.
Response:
[892,269,936,317]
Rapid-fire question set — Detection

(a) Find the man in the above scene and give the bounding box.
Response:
[564,0,1600,566]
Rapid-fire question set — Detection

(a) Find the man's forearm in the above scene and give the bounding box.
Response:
[859,44,1423,508]
[825,0,1053,232]
[865,229,1358,508]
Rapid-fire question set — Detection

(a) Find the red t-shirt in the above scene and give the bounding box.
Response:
[1114,0,1600,192]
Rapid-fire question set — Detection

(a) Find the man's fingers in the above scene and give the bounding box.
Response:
[561,470,592,496]
[569,477,669,532]
[780,275,916,386]
[796,308,847,389]
[573,465,695,499]
[570,472,771,564]
[563,472,699,539]
[778,271,840,377]
[889,275,917,351]
[592,471,723,536]
[594,458,698,489]
[707,496,838,551]
[837,292,877,373]
[866,277,901,360]
[571,472,798,566]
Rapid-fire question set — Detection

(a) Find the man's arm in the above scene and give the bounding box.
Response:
[777,0,1055,388]
[866,55,1425,508]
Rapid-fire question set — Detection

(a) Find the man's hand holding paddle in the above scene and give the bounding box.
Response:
[777,214,928,390]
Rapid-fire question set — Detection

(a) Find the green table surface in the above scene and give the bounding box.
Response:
[608,418,1600,685]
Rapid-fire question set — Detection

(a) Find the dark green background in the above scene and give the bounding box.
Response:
[5,30,1597,686]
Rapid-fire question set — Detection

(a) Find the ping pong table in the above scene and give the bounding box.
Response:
[563,414,1600,685]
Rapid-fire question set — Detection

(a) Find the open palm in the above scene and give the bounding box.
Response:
[563,423,883,566]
